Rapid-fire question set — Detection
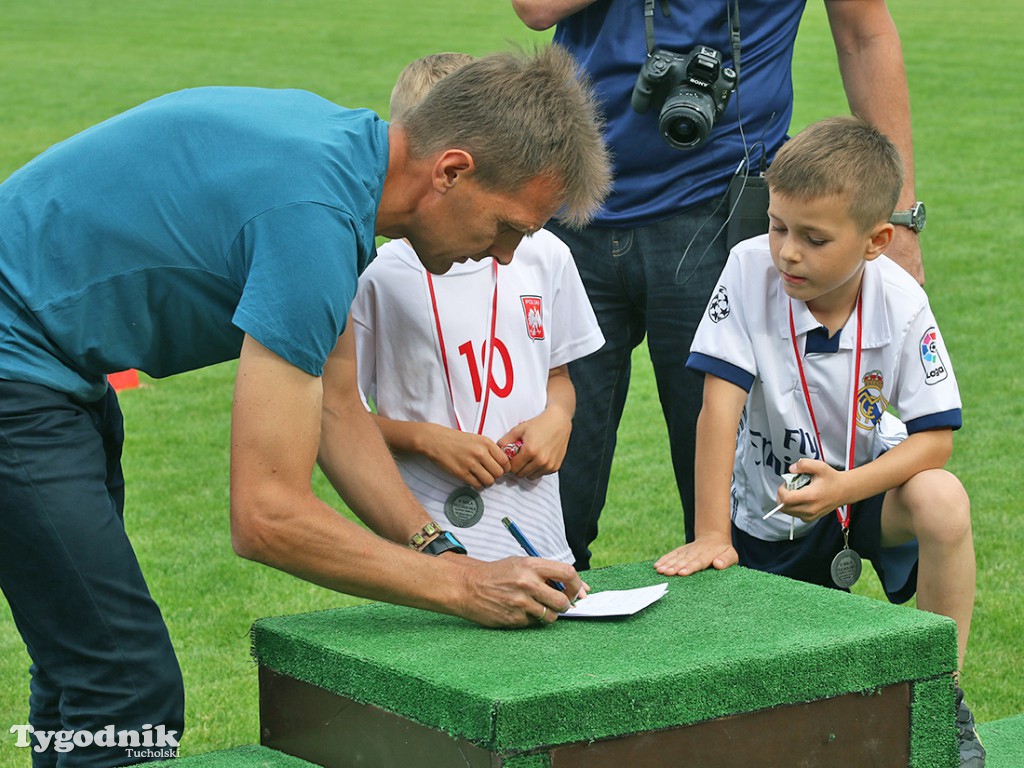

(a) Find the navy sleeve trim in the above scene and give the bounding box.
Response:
[686,352,755,392]
[905,408,962,434]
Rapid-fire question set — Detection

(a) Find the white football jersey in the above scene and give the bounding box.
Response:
[688,235,962,541]
[351,231,604,562]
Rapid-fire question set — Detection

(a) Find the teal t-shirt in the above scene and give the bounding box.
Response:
[0,86,388,400]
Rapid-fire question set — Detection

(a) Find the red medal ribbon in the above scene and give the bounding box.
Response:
[426,261,499,435]
[788,292,863,531]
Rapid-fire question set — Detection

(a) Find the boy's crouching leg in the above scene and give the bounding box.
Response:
[889,472,986,768]
[882,468,975,670]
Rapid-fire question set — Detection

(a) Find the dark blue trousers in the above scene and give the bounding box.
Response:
[549,200,729,570]
[0,381,184,767]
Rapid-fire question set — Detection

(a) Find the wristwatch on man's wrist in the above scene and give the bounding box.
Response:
[420,530,467,557]
[408,521,443,550]
[408,521,467,556]
[890,201,926,233]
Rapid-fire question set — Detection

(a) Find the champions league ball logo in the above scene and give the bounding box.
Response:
[708,285,730,323]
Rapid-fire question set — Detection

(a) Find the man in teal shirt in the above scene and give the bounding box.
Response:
[0,46,610,766]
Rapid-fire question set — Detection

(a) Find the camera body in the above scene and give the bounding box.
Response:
[631,45,737,151]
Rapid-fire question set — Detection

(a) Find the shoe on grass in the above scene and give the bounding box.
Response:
[955,685,986,767]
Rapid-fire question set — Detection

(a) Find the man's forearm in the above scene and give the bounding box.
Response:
[318,398,433,544]
[826,1,915,205]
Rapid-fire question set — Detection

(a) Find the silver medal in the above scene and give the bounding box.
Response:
[445,487,484,528]
[830,547,862,589]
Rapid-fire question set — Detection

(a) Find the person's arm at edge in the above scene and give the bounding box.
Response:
[825,0,923,283]
[229,333,581,627]
[511,0,598,30]
[654,374,746,576]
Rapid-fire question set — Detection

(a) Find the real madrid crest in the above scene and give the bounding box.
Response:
[855,369,887,431]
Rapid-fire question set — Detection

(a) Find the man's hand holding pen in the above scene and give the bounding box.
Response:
[458,556,583,627]
[500,516,589,620]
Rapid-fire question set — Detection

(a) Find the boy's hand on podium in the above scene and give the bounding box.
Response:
[654,533,738,577]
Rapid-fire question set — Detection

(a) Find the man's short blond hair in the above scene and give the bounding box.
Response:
[766,116,904,233]
[399,45,612,229]
[390,53,476,123]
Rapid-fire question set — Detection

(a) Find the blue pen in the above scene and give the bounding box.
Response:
[501,516,566,592]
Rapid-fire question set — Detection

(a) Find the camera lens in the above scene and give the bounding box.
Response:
[659,87,715,150]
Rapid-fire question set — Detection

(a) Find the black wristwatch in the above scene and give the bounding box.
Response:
[420,530,467,557]
[890,201,926,233]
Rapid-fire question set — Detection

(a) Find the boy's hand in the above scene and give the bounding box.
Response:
[776,458,852,522]
[420,423,511,488]
[654,533,738,576]
[497,409,571,481]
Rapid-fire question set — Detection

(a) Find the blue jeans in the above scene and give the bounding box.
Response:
[549,201,729,570]
[0,381,184,767]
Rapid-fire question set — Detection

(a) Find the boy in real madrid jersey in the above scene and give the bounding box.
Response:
[346,54,604,566]
[655,117,983,764]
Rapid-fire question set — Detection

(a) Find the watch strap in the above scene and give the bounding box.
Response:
[408,521,443,550]
[420,530,468,556]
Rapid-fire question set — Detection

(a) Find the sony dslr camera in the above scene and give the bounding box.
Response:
[631,45,737,151]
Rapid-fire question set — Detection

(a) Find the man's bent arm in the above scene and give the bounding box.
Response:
[229,334,580,627]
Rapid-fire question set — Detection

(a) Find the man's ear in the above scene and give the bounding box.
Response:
[432,149,475,192]
[864,222,895,262]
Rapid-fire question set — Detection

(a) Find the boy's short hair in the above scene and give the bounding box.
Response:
[400,44,612,230]
[390,53,476,123]
[765,116,904,232]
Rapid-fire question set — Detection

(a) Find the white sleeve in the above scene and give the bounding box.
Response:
[688,248,760,388]
[890,304,962,431]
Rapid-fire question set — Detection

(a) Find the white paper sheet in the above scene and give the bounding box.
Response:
[561,582,668,619]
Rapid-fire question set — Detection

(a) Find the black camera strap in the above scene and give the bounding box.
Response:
[643,0,671,56]
[643,0,741,71]
[727,0,741,79]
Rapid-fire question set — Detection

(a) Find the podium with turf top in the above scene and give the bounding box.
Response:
[251,561,959,767]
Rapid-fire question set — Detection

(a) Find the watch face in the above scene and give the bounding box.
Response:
[913,202,926,232]
[891,203,926,233]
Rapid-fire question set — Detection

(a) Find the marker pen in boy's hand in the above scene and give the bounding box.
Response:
[500,516,566,593]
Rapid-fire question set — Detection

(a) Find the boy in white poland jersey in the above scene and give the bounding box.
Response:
[348,54,604,565]
[654,118,982,761]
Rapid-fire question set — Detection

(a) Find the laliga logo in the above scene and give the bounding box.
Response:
[919,327,948,385]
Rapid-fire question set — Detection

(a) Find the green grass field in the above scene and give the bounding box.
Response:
[1,1,1022,763]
